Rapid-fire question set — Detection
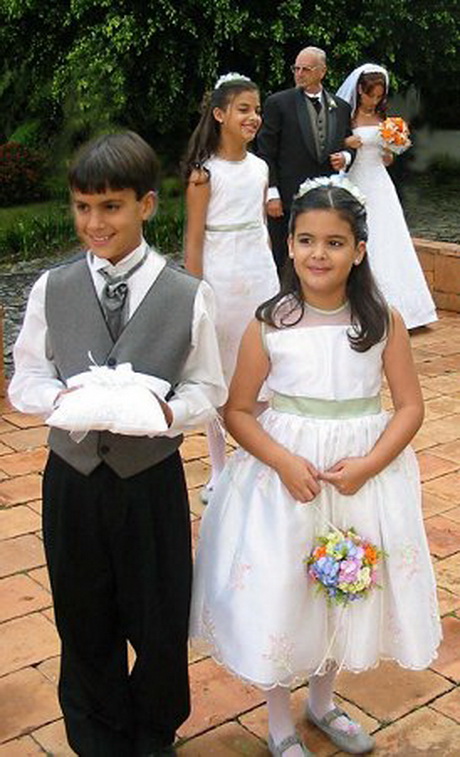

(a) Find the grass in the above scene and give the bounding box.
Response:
[0,199,65,232]
[0,192,185,265]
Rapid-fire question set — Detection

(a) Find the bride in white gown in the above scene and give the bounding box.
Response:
[337,64,437,329]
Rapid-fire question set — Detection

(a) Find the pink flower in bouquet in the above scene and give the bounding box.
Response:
[338,557,362,584]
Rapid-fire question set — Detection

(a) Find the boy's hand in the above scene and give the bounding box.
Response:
[319,457,372,495]
[275,452,321,503]
[53,386,81,407]
[154,394,173,427]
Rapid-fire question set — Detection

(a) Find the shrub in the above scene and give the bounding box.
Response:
[9,120,43,149]
[0,206,77,262]
[0,142,48,207]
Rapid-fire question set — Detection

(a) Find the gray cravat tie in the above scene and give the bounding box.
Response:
[98,249,148,340]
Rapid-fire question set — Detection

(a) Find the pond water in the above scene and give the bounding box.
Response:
[1,171,458,378]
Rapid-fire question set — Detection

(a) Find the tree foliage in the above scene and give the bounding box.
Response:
[0,0,458,167]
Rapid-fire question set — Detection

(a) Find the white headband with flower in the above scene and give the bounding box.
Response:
[214,72,251,89]
[295,175,367,207]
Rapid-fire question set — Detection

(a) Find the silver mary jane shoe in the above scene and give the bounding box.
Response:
[304,702,374,754]
[267,732,315,756]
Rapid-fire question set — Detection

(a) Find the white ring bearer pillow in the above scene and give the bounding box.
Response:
[46,361,171,441]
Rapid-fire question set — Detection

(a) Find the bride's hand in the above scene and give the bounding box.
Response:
[344,135,362,149]
[382,149,394,166]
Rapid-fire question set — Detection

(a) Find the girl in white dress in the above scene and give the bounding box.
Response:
[190,177,441,756]
[336,64,437,329]
[184,73,279,502]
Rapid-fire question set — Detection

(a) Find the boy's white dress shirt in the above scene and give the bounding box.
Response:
[9,240,227,436]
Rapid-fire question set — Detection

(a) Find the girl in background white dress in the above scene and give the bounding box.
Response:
[336,64,437,329]
[184,73,279,502]
[190,178,441,756]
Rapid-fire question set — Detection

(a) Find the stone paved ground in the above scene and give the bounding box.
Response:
[0,311,459,756]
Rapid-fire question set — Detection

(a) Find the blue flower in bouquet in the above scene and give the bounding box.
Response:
[310,555,340,587]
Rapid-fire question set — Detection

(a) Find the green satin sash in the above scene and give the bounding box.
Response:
[270,393,381,419]
[205,221,262,232]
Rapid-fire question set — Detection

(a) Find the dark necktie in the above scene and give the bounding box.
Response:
[98,249,148,340]
[307,95,322,115]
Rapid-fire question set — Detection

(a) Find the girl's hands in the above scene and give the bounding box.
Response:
[275,452,321,503]
[319,456,372,495]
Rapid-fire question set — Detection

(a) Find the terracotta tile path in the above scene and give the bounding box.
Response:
[1,311,459,755]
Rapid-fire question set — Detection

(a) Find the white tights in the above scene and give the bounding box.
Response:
[266,666,353,754]
[266,686,304,757]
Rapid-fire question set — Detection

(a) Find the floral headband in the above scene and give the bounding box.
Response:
[214,72,252,89]
[295,175,367,207]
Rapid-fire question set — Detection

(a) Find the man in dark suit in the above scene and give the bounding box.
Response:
[257,46,355,271]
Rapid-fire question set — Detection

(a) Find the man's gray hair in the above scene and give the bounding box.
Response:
[299,46,327,65]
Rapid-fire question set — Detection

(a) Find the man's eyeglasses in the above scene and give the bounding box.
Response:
[291,65,321,74]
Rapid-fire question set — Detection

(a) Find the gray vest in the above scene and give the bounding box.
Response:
[45,257,199,478]
[305,95,328,161]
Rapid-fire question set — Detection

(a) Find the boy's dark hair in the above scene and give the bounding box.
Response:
[68,131,160,199]
[256,185,390,352]
[183,78,259,180]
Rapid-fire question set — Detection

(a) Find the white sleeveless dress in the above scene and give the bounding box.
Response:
[190,305,441,689]
[202,153,279,385]
[347,126,437,329]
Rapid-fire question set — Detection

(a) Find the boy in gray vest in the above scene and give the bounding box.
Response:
[9,132,227,757]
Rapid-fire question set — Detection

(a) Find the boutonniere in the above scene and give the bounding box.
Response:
[326,95,337,111]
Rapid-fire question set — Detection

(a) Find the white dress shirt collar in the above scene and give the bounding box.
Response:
[89,238,149,275]
[304,88,323,100]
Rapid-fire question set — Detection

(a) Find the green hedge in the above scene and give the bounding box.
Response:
[0,195,185,263]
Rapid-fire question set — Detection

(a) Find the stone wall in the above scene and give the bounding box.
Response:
[0,307,4,397]
[414,238,460,313]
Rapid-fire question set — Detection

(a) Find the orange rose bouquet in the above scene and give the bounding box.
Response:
[379,116,412,155]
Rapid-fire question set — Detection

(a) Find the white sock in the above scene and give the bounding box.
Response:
[308,668,359,734]
[205,418,226,488]
[266,687,304,757]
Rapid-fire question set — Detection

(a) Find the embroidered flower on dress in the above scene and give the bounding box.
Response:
[255,465,272,495]
[396,541,421,579]
[262,633,295,674]
[229,560,252,590]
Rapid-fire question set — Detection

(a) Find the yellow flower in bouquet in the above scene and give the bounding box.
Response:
[379,117,412,155]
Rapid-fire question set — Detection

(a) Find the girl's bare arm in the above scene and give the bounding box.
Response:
[184,170,211,277]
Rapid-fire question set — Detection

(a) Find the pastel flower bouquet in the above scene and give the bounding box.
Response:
[306,528,384,606]
[379,116,412,155]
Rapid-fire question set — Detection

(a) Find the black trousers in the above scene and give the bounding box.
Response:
[42,451,192,757]
[267,213,290,275]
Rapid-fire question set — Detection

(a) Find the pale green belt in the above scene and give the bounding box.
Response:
[270,393,381,419]
[205,220,263,232]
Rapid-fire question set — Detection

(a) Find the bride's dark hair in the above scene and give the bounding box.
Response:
[356,71,388,119]
[256,186,389,352]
